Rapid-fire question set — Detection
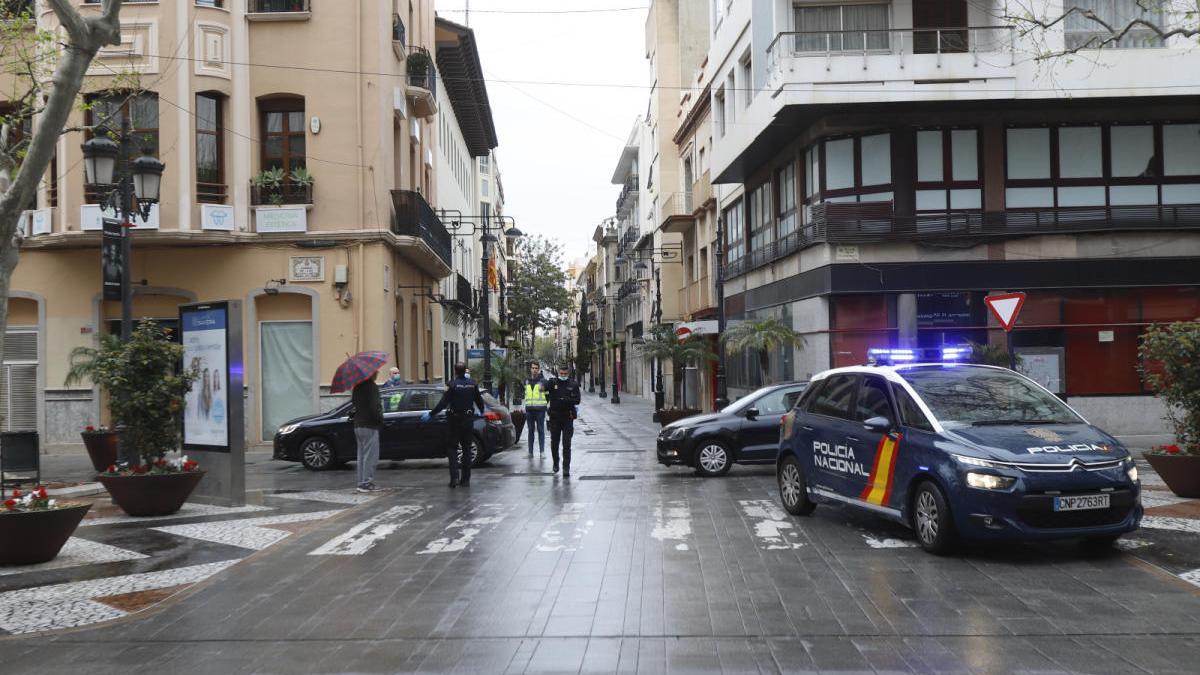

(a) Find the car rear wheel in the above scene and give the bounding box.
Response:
[470,436,489,468]
[912,481,957,555]
[694,440,733,477]
[778,456,815,516]
[300,437,335,471]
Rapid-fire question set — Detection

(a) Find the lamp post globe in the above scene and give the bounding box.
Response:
[131,153,165,204]
[504,225,524,240]
[80,133,119,187]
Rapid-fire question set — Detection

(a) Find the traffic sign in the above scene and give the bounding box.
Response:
[984,292,1026,332]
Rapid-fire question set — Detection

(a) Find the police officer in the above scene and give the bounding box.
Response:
[424,362,486,487]
[545,362,582,478]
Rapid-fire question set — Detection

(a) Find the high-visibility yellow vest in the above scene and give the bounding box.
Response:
[524,381,548,408]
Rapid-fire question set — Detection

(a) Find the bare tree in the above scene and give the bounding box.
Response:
[0,1,125,414]
[1001,0,1198,59]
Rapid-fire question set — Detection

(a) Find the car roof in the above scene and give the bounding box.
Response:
[809,363,1009,384]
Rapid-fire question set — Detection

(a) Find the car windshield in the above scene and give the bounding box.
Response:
[900,366,1082,428]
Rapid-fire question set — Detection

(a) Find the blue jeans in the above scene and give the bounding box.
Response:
[526,407,546,453]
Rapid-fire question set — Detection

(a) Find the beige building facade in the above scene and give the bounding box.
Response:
[6,1,478,447]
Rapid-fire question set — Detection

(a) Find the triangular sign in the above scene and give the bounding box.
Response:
[985,292,1027,332]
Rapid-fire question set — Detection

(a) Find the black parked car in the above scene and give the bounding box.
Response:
[274,384,512,471]
[656,381,808,476]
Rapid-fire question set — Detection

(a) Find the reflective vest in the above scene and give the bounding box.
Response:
[524,381,548,408]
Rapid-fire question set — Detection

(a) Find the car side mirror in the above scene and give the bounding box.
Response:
[863,416,892,433]
[745,407,760,419]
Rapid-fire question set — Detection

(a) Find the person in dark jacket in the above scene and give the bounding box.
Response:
[424,362,486,487]
[351,370,384,493]
[545,362,582,478]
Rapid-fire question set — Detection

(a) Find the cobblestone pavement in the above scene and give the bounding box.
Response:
[3,392,1200,673]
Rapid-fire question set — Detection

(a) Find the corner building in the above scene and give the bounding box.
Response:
[707,0,1200,443]
[8,1,456,448]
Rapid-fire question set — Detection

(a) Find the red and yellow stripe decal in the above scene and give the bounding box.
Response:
[859,434,902,507]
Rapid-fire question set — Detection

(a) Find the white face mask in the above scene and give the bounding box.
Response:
[559,373,569,380]
[464,371,471,378]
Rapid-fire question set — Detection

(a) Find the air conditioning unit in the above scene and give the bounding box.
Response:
[409,118,420,143]
[393,86,407,122]
[424,148,434,169]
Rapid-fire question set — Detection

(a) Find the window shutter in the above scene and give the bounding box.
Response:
[3,330,37,361]
[4,364,37,431]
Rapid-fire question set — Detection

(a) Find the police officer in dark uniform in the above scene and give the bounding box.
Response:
[424,362,486,487]
[545,362,582,478]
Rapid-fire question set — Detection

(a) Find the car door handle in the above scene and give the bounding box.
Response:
[801,426,815,431]
[846,436,861,442]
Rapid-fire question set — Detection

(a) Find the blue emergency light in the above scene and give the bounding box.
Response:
[867,345,971,366]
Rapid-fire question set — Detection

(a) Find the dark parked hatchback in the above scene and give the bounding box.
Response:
[273,384,510,470]
[656,382,808,476]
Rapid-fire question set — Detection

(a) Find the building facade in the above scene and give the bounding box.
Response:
[4,2,504,448]
[706,0,1200,443]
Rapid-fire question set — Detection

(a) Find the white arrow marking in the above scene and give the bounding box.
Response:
[309,505,429,556]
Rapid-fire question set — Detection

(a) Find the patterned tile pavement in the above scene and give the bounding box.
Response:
[2,394,1200,672]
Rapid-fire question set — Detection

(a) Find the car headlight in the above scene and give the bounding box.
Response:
[278,423,301,436]
[954,454,1000,468]
[667,427,688,440]
[966,472,1016,490]
[1127,463,1139,483]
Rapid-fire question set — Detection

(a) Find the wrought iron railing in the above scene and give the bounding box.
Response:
[391,189,451,268]
[407,46,437,96]
[250,179,313,206]
[455,273,474,310]
[250,0,310,13]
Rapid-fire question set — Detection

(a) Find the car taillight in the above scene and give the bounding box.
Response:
[484,411,502,422]
[781,412,795,440]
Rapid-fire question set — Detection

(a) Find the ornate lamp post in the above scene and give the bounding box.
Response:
[714,215,729,409]
[597,295,607,398]
[636,257,665,411]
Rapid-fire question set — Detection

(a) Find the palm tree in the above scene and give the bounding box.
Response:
[635,325,716,409]
[721,318,803,385]
[492,347,527,407]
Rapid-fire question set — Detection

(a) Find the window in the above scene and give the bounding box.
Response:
[794,4,888,53]
[725,72,736,126]
[916,128,982,211]
[803,132,893,212]
[808,374,858,419]
[1005,122,1200,210]
[714,88,726,137]
[259,97,305,174]
[854,376,893,422]
[1064,0,1165,50]
[748,182,773,254]
[740,53,753,108]
[754,385,806,415]
[777,162,797,237]
[893,386,934,431]
[481,177,490,198]
[195,93,225,203]
[723,199,744,263]
[479,154,489,174]
[84,92,159,203]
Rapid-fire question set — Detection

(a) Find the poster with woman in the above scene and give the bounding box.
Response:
[182,306,228,447]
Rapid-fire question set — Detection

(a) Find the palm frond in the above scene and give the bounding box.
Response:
[721,318,803,353]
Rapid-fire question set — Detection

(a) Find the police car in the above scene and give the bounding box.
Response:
[776,351,1142,554]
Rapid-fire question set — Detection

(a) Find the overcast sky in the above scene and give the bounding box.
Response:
[437,1,650,266]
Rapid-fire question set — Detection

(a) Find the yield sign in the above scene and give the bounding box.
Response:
[985,292,1026,332]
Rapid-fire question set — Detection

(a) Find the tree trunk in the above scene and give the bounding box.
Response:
[0,2,125,416]
[758,350,770,385]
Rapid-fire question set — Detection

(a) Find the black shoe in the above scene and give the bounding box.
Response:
[553,463,560,473]
[563,471,571,479]
[448,480,458,488]
[459,480,470,487]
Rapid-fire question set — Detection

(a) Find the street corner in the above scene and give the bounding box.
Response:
[0,488,387,637]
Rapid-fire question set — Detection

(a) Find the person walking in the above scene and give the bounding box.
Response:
[546,362,582,478]
[424,362,486,488]
[522,362,548,456]
[352,369,384,493]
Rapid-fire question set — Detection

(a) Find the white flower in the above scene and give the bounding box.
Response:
[47,499,57,508]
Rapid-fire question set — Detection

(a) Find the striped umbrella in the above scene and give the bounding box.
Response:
[330,351,389,394]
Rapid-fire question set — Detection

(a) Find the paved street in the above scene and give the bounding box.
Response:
[3,392,1200,674]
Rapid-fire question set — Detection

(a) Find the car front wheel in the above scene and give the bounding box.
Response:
[300,436,335,471]
[912,481,957,555]
[778,456,815,516]
[694,440,733,477]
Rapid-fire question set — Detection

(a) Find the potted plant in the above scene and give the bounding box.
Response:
[407,48,434,89]
[66,320,202,517]
[721,317,804,386]
[635,325,714,425]
[251,167,286,206]
[80,424,119,473]
[1139,320,1200,497]
[0,486,91,565]
[289,166,313,203]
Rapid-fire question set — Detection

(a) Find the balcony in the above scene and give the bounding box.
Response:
[720,201,1200,279]
[247,0,311,21]
[618,225,640,254]
[767,26,1015,89]
[677,275,713,318]
[392,14,407,60]
[405,46,438,119]
[250,179,312,206]
[660,192,694,233]
[391,189,452,274]
[616,174,639,214]
[451,273,475,313]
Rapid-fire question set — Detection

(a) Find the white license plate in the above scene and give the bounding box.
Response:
[1053,494,1110,512]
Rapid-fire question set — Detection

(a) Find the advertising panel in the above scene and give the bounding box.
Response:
[182,304,230,449]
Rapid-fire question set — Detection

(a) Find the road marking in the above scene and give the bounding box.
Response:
[273,490,384,506]
[1180,569,1200,589]
[536,503,592,552]
[651,501,692,551]
[153,510,343,551]
[310,505,429,556]
[417,505,509,555]
[862,534,917,549]
[1115,538,1153,551]
[738,499,805,550]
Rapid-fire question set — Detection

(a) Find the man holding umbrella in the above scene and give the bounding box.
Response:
[331,351,389,493]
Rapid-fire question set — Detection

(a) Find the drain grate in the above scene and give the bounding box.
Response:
[578,474,636,481]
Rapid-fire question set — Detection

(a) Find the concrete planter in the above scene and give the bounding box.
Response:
[80,431,120,473]
[1144,453,1200,498]
[0,503,91,566]
[97,471,205,517]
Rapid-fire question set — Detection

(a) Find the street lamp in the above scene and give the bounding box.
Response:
[81,121,165,344]
[597,295,607,398]
[635,258,666,411]
[714,215,729,409]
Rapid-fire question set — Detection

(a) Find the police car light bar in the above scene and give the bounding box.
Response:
[867,346,972,365]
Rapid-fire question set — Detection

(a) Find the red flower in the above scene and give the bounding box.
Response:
[1168,446,1182,454]
[35,487,48,499]
[85,425,95,432]
[3,499,15,510]
[183,460,199,471]
[106,464,118,473]
[11,489,21,498]
[132,464,149,474]
[156,458,168,467]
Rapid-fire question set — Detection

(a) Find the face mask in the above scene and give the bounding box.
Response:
[464,371,471,378]
[559,374,569,380]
